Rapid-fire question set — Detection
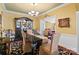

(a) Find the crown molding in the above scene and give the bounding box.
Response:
[2,3,30,17]
[39,3,70,16]
[76,11,79,13]
[1,3,6,10]
[2,3,70,17]
[3,9,30,16]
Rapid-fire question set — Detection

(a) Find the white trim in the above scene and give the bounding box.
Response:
[3,9,30,16]
[39,3,70,16]
[1,3,6,10]
[76,11,79,53]
[76,11,79,13]
[75,11,79,34]
[76,11,79,34]
[59,33,78,53]
[2,3,30,17]
[2,3,70,17]
[43,16,56,23]
[3,9,39,18]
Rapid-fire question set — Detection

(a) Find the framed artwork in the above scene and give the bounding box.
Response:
[58,18,70,28]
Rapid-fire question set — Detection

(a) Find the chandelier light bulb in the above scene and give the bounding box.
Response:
[31,3,37,6]
[28,12,31,15]
[28,11,39,16]
[36,11,39,14]
[31,11,35,13]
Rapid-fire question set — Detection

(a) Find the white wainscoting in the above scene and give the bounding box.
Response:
[76,11,79,53]
[58,33,78,53]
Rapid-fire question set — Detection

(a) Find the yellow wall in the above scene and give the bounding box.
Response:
[2,12,37,31]
[0,3,78,34]
[38,4,76,34]
[0,3,38,31]
[34,17,40,30]
[75,3,79,11]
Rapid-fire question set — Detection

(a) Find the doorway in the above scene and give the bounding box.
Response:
[40,16,56,35]
[40,16,56,54]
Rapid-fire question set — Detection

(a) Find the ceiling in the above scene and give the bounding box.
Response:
[4,3,63,16]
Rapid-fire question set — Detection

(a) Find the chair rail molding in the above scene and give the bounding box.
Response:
[58,33,78,53]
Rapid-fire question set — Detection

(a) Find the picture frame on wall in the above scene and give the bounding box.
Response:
[58,18,70,28]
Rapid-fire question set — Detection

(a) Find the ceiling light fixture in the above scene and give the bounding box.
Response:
[28,3,39,16]
[31,3,37,6]
[28,11,39,16]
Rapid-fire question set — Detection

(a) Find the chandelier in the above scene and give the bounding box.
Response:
[28,11,39,16]
[28,3,39,16]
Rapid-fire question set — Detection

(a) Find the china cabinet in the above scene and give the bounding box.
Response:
[10,17,33,54]
[15,17,33,31]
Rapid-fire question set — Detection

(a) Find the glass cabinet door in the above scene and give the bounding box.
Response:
[15,17,33,31]
[16,20,21,29]
[27,21,33,30]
